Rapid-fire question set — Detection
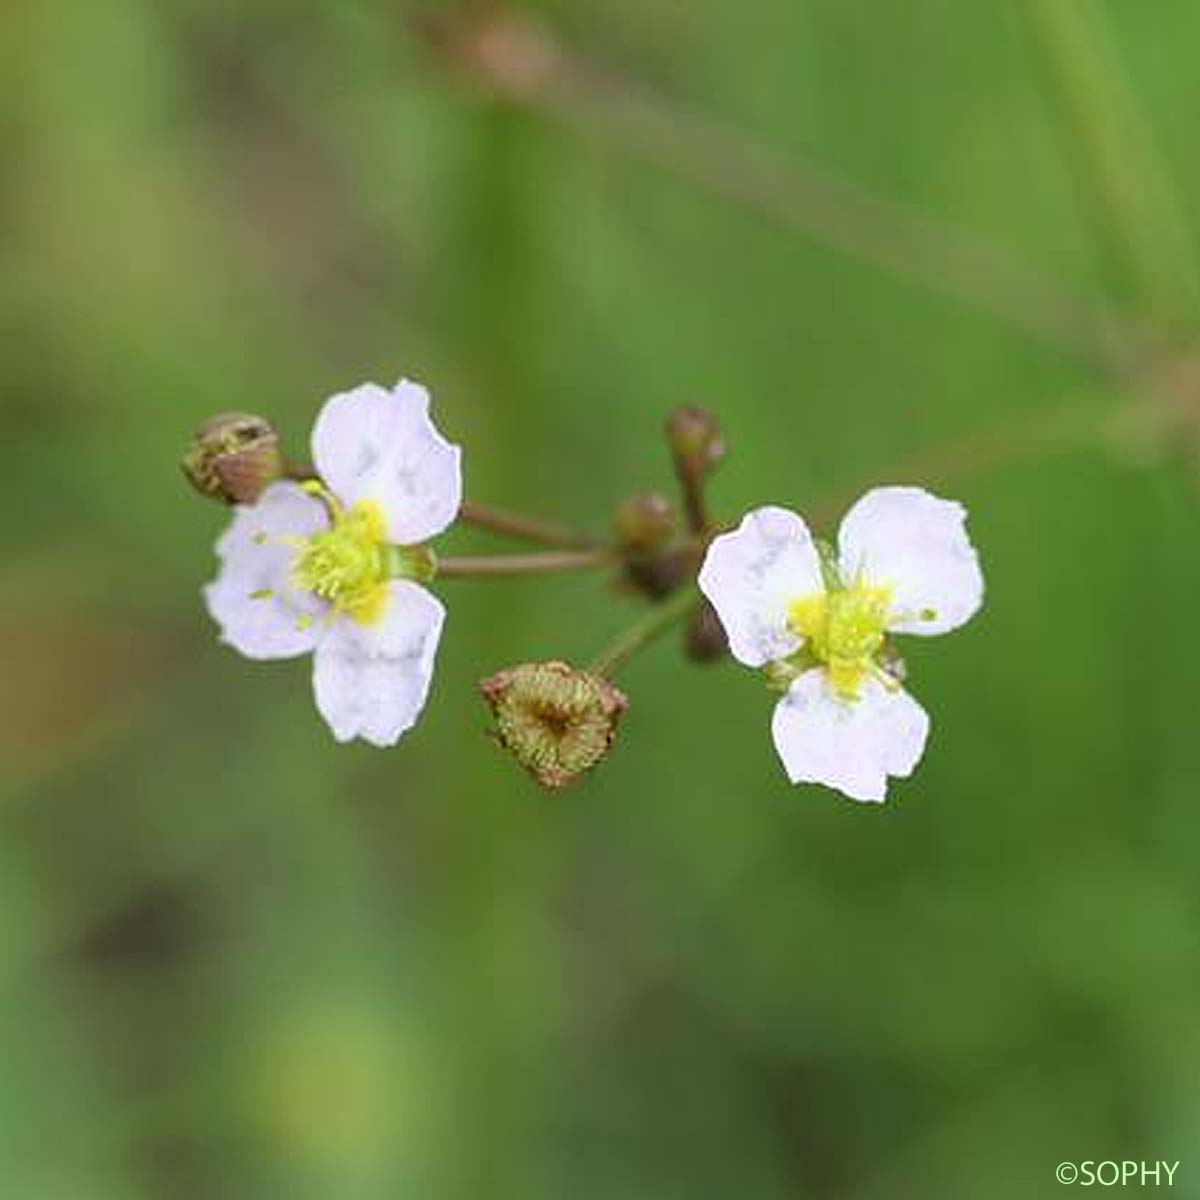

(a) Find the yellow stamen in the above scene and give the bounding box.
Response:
[788,582,892,700]
[291,500,390,625]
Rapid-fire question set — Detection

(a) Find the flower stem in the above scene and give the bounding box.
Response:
[285,463,599,548]
[588,586,699,678]
[436,548,616,578]
[675,470,710,537]
[458,500,599,548]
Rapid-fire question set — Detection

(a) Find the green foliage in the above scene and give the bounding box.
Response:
[3,1,1200,1196]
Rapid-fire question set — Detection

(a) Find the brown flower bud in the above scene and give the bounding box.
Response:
[614,492,676,552]
[480,661,628,790]
[621,545,693,601]
[665,406,725,479]
[182,412,285,505]
[685,598,729,663]
[878,639,908,685]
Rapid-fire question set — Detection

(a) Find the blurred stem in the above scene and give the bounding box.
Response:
[1020,0,1200,331]
[421,9,1165,375]
[437,548,615,577]
[807,369,1198,528]
[808,396,1105,526]
[540,69,1157,372]
[589,585,699,678]
[458,499,598,547]
[437,95,559,1200]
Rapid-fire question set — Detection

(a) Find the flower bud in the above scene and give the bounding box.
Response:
[621,545,693,601]
[665,406,725,479]
[764,657,806,693]
[480,661,628,790]
[878,639,908,685]
[685,598,728,663]
[182,412,285,505]
[614,492,676,552]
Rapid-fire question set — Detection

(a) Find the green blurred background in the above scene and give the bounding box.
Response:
[4,1,1200,1196]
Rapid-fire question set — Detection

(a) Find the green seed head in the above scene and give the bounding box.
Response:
[480,661,628,790]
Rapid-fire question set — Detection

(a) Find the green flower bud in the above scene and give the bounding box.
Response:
[480,661,628,791]
[665,406,725,479]
[614,492,676,552]
[182,412,285,505]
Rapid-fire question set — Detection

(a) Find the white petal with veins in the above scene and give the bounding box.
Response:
[698,506,825,667]
[311,379,462,545]
[771,669,930,802]
[837,486,983,636]
[204,482,328,660]
[312,580,446,747]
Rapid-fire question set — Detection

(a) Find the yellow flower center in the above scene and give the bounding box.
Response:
[788,582,892,699]
[292,500,389,625]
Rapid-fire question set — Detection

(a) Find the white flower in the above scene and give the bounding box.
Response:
[204,379,462,747]
[698,487,983,802]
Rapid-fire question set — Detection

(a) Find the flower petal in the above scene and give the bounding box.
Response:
[697,506,825,668]
[311,580,445,747]
[770,669,929,802]
[836,486,983,636]
[311,379,462,545]
[203,482,328,660]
